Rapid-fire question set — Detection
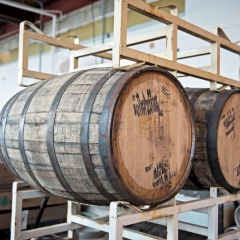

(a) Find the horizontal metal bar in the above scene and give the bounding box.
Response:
[18,189,50,199]
[175,66,210,78]
[71,214,109,232]
[117,192,240,226]
[119,47,240,87]
[72,59,137,72]
[176,46,211,59]
[128,28,166,45]
[71,62,113,71]
[74,28,166,58]
[150,219,208,236]
[123,228,164,240]
[21,69,55,80]
[19,223,79,240]
[155,47,210,60]
[178,222,208,236]
[126,0,240,54]
[0,0,55,17]
[73,42,113,58]
[25,30,112,60]
[24,30,87,50]
[71,214,163,240]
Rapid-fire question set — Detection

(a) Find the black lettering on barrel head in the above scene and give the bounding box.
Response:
[147,89,151,98]
[221,114,226,120]
[234,164,240,177]
[224,112,235,128]
[161,85,170,99]
[132,89,163,117]
[151,158,176,189]
[225,125,234,136]
[136,93,140,102]
[233,164,240,186]
[145,164,153,172]
[222,108,235,136]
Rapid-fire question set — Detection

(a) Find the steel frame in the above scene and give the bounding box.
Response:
[18,0,240,91]
[10,181,240,240]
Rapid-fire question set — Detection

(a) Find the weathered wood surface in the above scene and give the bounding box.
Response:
[112,72,194,203]
[184,88,240,192]
[0,66,195,205]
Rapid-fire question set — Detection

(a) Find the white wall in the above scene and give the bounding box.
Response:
[0,0,240,110]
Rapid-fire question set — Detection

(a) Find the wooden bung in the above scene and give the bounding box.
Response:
[0,66,195,205]
[184,88,240,192]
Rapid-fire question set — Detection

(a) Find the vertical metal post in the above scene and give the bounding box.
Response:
[69,38,80,72]
[166,23,178,61]
[166,196,178,240]
[208,187,218,240]
[210,42,220,91]
[162,5,178,76]
[18,22,29,86]
[101,0,106,44]
[51,15,57,74]
[67,201,81,239]
[67,201,74,238]
[101,0,106,63]
[112,0,128,68]
[167,214,178,240]
[109,202,123,240]
[10,182,23,240]
[165,6,178,60]
[166,23,177,77]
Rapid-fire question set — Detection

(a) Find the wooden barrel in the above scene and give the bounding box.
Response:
[184,88,240,192]
[0,66,195,205]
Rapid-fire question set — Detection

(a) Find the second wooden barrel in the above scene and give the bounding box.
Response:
[0,66,195,205]
[184,88,240,192]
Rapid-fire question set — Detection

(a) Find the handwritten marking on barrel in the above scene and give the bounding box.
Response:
[161,86,170,99]
[221,107,235,136]
[132,89,163,117]
[152,159,176,189]
[234,164,240,185]
[145,164,153,172]
[144,153,176,189]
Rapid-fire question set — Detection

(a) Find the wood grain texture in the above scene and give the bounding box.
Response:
[112,72,193,203]
[0,66,195,205]
[216,92,240,190]
[184,89,240,192]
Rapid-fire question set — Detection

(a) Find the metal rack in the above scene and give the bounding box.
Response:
[13,0,240,239]
[18,0,240,91]
[11,181,240,240]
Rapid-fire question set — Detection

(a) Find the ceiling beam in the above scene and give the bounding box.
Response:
[0,13,22,25]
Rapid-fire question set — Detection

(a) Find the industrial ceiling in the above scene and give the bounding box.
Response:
[0,0,99,38]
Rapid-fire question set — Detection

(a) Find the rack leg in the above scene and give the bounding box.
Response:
[109,202,123,240]
[166,214,178,240]
[67,201,80,239]
[10,182,23,240]
[208,187,218,240]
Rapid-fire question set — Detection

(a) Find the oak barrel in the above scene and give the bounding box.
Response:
[184,88,240,192]
[0,66,195,205]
